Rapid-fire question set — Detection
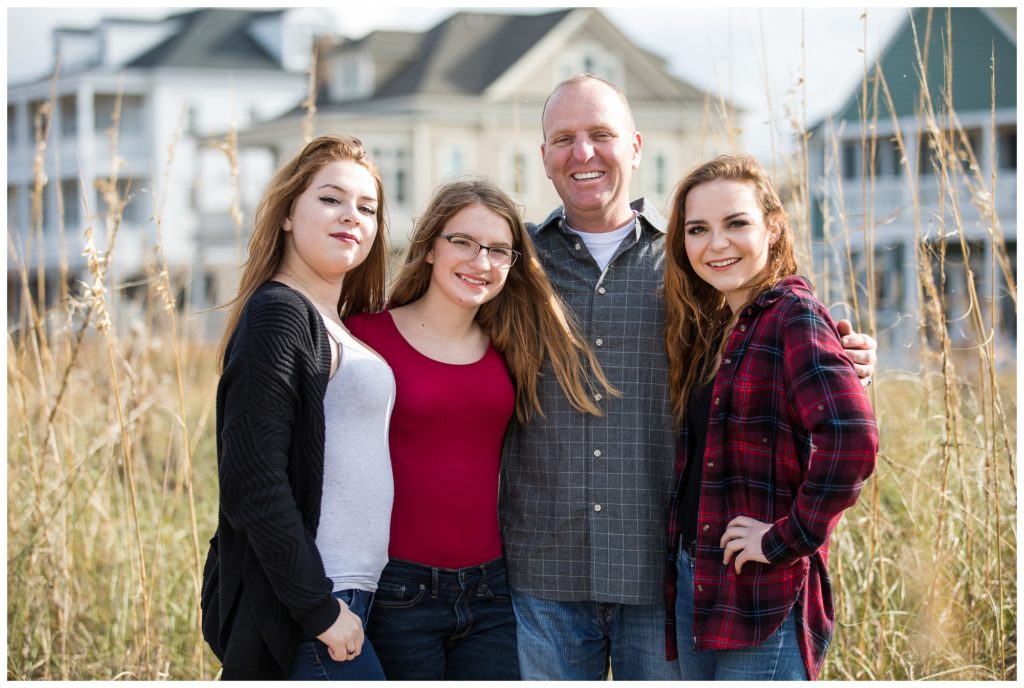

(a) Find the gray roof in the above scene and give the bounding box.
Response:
[813,7,1016,132]
[128,9,284,70]
[326,9,572,103]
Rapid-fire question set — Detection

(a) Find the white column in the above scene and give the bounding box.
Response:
[76,82,97,232]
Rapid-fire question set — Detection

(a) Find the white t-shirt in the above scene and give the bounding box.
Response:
[316,316,396,593]
[565,215,637,271]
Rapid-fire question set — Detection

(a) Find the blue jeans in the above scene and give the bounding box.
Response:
[365,557,519,680]
[511,588,680,680]
[675,548,808,680]
[287,589,385,680]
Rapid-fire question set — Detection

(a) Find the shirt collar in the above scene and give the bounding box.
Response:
[535,197,668,236]
[749,275,813,311]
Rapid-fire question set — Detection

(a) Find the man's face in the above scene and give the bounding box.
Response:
[541,79,642,231]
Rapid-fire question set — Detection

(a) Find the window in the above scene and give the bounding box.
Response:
[556,43,624,86]
[997,126,1016,170]
[372,146,409,207]
[59,95,77,139]
[500,144,530,199]
[918,129,981,176]
[654,153,667,195]
[7,186,18,232]
[60,179,80,227]
[100,177,147,224]
[510,151,527,197]
[842,141,858,180]
[928,239,987,343]
[997,241,1016,342]
[95,94,144,136]
[331,54,373,100]
[436,144,467,181]
[7,106,17,145]
[30,100,49,138]
[872,242,904,311]
[187,105,200,135]
[891,137,903,176]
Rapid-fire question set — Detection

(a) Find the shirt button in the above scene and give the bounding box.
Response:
[723,358,731,365]
[594,393,603,401]
[739,324,747,332]
[697,584,704,593]
[713,397,720,406]
[574,243,582,250]
[702,524,710,532]
[593,449,602,457]
[818,404,825,411]
[594,504,602,512]
[598,286,606,294]
[707,461,714,468]
[595,338,603,346]
[762,437,768,444]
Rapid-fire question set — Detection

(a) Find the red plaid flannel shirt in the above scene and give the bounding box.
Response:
[664,276,878,680]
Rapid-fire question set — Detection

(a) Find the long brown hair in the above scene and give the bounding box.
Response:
[217,135,389,367]
[664,154,799,422]
[388,179,617,422]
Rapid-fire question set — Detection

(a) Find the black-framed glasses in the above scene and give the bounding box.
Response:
[438,234,521,268]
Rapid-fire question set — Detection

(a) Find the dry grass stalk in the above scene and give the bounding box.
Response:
[301,41,319,144]
[216,127,244,260]
[145,106,206,677]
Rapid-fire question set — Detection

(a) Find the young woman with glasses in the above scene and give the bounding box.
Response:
[344,179,616,680]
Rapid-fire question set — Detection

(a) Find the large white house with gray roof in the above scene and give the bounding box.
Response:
[7,8,332,321]
[807,7,1016,370]
[218,8,734,310]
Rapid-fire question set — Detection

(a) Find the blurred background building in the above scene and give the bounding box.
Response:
[7,8,334,321]
[807,7,1016,369]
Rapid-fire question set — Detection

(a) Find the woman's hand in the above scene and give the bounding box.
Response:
[720,516,772,574]
[316,598,364,662]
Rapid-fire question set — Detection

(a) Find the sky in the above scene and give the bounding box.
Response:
[5,4,912,158]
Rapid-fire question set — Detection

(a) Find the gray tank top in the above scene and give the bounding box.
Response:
[316,315,395,592]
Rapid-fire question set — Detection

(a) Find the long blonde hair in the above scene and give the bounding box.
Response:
[217,136,389,367]
[664,154,799,423]
[388,179,617,422]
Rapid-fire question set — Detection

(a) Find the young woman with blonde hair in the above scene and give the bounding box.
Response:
[662,154,878,680]
[345,179,615,680]
[202,135,394,680]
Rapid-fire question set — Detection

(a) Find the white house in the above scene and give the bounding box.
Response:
[7,8,333,321]
[807,7,1016,370]
[218,8,735,310]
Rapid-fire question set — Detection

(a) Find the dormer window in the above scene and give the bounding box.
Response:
[556,42,623,86]
[330,54,373,101]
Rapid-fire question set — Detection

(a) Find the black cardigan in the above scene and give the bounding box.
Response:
[202,281,339,677]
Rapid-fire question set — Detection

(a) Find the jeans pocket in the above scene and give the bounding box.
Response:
[481,571,512,602]
[372,580,427,609]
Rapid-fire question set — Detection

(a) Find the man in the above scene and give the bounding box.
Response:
[498,74,876,680]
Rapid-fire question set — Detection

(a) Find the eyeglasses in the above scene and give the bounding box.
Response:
[438,234,521,268]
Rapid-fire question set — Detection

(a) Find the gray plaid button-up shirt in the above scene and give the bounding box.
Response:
[499,199,676,605]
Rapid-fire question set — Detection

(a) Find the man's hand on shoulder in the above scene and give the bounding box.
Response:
[836,319,877,385]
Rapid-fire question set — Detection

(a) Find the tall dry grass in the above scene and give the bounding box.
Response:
[6,8,1016,680]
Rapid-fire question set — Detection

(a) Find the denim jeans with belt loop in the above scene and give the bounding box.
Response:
[675,545,808,680]
[365,557,520,680]
[287,588,386,680]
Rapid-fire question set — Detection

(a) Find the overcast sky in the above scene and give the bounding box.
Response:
[5,4,910,158]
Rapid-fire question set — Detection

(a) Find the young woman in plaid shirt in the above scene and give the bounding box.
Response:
[662,155,878,680]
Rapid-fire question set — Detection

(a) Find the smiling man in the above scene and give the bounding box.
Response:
[497,74,877,681]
